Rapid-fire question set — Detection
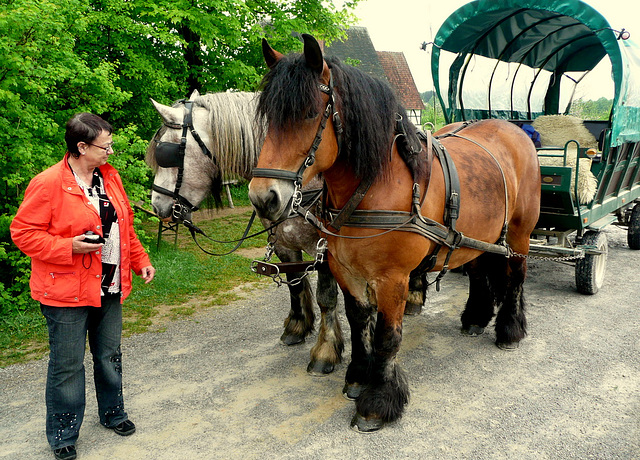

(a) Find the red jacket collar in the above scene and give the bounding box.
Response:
[60,152,118,193]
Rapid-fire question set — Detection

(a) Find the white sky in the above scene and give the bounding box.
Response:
[334,0,640,99]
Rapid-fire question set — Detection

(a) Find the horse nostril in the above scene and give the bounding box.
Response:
[249,188,281,219]
[265,190,280,215]
[151,203,162,217]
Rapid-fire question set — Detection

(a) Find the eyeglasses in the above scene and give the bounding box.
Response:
[89,142,116,153]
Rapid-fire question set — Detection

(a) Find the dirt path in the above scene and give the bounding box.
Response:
[1,225,639,459]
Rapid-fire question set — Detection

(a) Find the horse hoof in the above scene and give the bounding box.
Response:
[307,360,334,376]
[350,413,384,433]
[461,325,485,336]
[342,382,364,401]
[496,341,520,351]
[280,332,305,346]
[404,302,423,316]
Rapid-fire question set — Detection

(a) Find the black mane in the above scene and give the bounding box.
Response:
[257,54,423,185]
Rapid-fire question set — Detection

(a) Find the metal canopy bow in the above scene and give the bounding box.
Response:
[431,0,640,146]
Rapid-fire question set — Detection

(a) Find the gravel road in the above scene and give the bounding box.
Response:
[1,225,639,459]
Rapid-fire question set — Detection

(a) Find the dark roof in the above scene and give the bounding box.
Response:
[377,51,425,110]
[324,26,424,111]
[324,26,388,81]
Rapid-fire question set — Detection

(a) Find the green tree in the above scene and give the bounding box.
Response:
[569,97,613,120]
[0,0,359,328]
[0,0,129,213]
[421,92,446,130]
[73,0,358,139]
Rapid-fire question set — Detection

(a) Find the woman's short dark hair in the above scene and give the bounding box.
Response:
[65,113,113,158]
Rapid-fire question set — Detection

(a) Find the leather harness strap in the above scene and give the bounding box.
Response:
[321,208,508,256]
[327,176,373,231]
[433,136,460,231]
[315,122,510,289]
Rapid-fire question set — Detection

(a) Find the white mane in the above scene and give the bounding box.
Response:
[193,91,263,180]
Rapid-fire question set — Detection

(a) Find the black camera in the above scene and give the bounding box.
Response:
[83,231,105,244]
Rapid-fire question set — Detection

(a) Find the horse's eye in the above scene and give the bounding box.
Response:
[306,109,319,120]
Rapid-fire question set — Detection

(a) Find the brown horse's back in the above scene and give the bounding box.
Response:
[431,119,540,256]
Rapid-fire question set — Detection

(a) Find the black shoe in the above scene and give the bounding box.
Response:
[53,445,77,460]
[111,419,136,436]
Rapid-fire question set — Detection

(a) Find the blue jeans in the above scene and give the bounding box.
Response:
[41,295,128,449]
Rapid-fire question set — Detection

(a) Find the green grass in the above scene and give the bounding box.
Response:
[0,305,49,366]
[124,213,270,336]
[0,182,276,367]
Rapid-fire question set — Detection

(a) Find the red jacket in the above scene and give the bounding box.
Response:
[10,154,151,307]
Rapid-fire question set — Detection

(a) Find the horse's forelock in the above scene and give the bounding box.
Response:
[258,54,405,184]
[145,125,167,173]
[258,54,324,135]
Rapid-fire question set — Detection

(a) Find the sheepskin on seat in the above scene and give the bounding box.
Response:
[532,115,598,149]
[533,115,598,204]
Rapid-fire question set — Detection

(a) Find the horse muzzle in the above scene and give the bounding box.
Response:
[151,193,174,219]
[152,190,193,223]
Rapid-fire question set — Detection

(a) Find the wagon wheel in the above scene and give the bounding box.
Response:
[575,231,608,295]
[627,203,640,250]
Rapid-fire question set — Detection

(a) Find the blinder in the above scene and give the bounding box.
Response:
[152,99,216,220]
[155,141,184,169]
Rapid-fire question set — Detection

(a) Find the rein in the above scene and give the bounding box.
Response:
[182,188,323,256]
[183,211,260,256]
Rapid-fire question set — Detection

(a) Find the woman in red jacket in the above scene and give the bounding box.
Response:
[11,113,156,460]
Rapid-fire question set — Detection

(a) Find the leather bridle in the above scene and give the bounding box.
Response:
[252,71,343,213]
[152,99,217,220]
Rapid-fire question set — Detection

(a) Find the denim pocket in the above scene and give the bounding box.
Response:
[43,271,80,303]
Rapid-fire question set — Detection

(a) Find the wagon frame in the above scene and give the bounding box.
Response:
[430,0,640,293]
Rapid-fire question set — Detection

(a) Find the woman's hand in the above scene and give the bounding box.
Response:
[72,234,104,254]
[140,265,156,284]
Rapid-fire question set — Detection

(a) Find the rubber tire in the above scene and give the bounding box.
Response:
[575,231,608,295]
[627,203,640,250]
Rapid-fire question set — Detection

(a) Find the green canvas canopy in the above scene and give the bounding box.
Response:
[431,0,640,146]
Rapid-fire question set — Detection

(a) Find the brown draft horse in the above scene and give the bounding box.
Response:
[249,34,541,432]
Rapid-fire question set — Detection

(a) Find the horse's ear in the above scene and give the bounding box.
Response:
[150,98,182,126]
[262,38,284,69]
[302,33,323,74]
[189,89,200,100]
